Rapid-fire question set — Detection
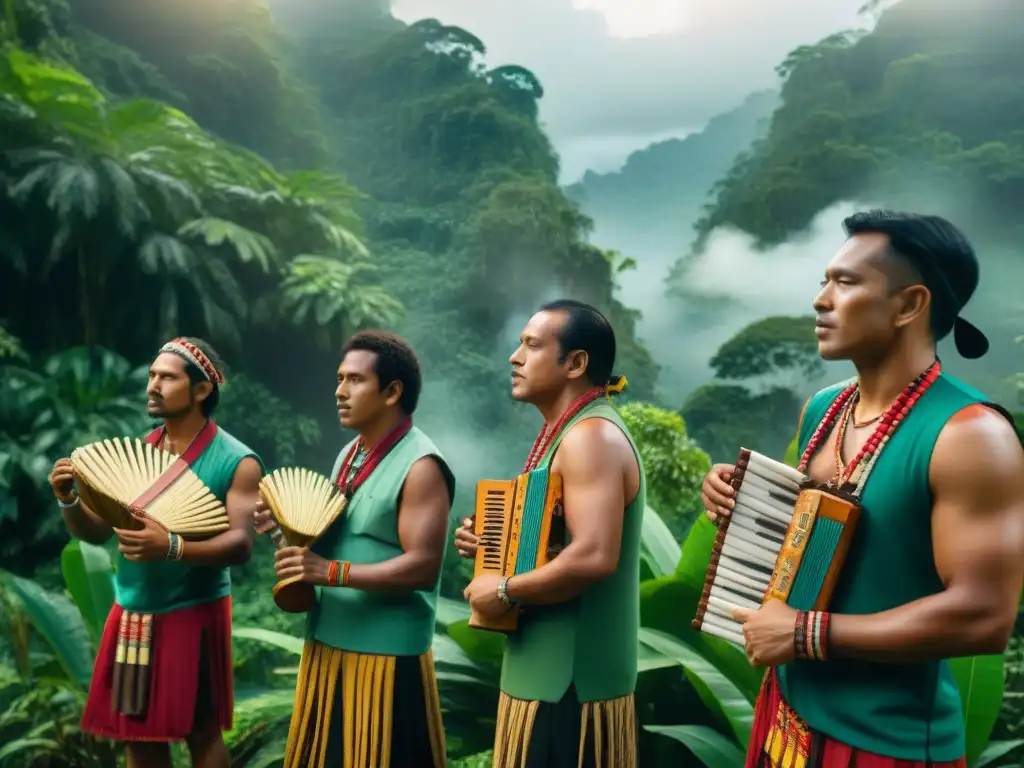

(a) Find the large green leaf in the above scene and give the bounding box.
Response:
[641,504,682,578]
[640,627,753,745]
[950,654,1006,765]
[644,724,746,767]
[60,539,115,644]
[1,572,94,688]
[640,576,762,700]
[446,619,506,669]
[973,739,1024,767]
[435,595,471,628]
[232,627,305,656]
[674,513,718,587]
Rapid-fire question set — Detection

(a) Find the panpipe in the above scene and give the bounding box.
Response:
[692,448,861,647]
[471,467,565,633]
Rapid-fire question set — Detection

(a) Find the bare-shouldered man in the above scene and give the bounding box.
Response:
[50,337,263,768]
[457,299,645,768]
[701,211,1024,768]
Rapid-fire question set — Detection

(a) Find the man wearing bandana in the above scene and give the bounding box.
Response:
[701,212,1024,768]
[49,336,264,768]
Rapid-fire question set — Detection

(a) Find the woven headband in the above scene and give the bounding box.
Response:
[159,338,225,385]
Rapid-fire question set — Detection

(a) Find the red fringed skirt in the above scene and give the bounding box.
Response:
[746,670,967,768]
[81,596,233,742]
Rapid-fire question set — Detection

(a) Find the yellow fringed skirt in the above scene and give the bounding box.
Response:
[283,640,447,768]
[492,687,637,768]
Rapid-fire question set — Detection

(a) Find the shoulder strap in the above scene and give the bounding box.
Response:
[130,420,219,512]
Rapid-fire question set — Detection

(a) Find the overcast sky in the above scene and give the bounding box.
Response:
[391,0,868,181]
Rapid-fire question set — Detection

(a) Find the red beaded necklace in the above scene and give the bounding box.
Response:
[522,387,604,473]
[798,360,942,494]
[335,416,413,499]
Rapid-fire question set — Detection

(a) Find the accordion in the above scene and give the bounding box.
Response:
[471,467,565,633]
[692,448,861,646]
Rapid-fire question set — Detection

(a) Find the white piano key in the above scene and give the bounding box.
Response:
[710,581,761,610]
[701,615,746,646]
[714,563,769,596]
[717,553,773,586]
[720,536,777,568]
[746,450,808,487]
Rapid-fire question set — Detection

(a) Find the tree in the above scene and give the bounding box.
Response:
[618,402,711,541]
[709,315,823,388]
[681,383,803,464]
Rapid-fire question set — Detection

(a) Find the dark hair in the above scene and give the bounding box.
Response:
[177,336,224,417]
[842,210,979,342]
[540,299,617,387]
[341,330,422,415]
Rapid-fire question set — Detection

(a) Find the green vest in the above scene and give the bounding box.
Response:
[114,428,262,614]
[499,400,646,703]
[308,426,454,656]
[778,372,990,761]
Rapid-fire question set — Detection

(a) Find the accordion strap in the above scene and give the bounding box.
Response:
[131,420,218,513]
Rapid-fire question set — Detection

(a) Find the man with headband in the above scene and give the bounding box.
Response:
[456,299,646,768]
[700,211,1024,768]
[49,336,264,768]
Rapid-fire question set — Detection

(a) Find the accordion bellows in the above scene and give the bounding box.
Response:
[692,447,860,646]
[71,438,229,535]
[258,467,347,547]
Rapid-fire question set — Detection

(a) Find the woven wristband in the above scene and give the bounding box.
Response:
[793,610,806,660]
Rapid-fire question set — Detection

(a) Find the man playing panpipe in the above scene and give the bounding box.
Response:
[701,211,1024,768]
[48,337,264,768]
[254,330,455,768]
[456,299,645,768]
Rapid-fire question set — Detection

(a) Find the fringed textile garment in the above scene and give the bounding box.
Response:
[80,596,233,741]
[746,671,967,768]
[283,640,446,768]
[492,687,638,768]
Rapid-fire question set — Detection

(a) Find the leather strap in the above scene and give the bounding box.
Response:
[129,420,218,514]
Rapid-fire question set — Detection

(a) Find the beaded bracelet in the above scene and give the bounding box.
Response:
[794,609,831,661]
[166,533,184,561]
[327,560,351,587]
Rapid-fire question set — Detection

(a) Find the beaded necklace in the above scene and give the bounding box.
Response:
[334,416,413,499]
[522,387,604,473]
[797,360,942,497]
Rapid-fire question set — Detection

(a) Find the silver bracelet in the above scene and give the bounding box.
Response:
[497,576,513,606]
[57,493,80,509]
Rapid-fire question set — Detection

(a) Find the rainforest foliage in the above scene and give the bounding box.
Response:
[1,0,1023,765]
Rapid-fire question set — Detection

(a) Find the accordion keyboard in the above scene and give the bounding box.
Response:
[474,480,516,576]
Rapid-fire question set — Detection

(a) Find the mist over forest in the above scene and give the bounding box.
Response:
[0,0,1022,764]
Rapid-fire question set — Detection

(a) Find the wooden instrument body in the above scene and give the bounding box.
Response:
[469,469,564,633]
[259,469,348,614]
[692,447,861,646]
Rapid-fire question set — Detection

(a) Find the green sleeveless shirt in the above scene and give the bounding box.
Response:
[115,428,262,614]
[499,400,646,703]
[307,426,455,657]
[777,372,991,761]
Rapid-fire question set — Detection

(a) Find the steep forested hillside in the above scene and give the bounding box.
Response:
[690,0,1024,250]
[566,89,778,261]
[669,0,1024,401]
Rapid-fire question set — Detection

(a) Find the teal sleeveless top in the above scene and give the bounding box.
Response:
[115,428,262,614]
[308,427,454,656]
[500,400,646,703]
[777,372,991,761]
